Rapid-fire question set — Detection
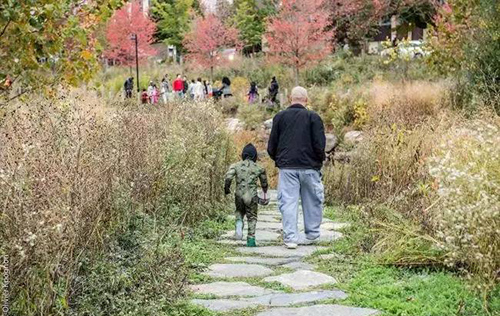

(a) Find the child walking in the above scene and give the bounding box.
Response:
[247,82,259,104]
[225,144,268,247]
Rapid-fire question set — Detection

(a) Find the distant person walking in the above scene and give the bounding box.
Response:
[193,78,205,101]
[152,84,159,104]
[267,86,326,249]
[247,82,259,104]
[173,74,184,98]
[147,82,154,103]
[182,76,189,97]
[147,82,159,104]
[124,77,134,99]
[141,88,149,104]
[188,79,196,99]
[207,82,213,98]
[268,76,279,104]
[161,76,172,103]
[220,77,232,98]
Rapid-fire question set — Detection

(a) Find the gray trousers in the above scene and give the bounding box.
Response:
[278,169,324,243]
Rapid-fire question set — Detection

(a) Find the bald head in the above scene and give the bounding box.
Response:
[291,86,308,106]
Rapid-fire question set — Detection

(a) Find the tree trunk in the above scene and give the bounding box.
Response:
[294,66,300,86]
[210,66,214,83]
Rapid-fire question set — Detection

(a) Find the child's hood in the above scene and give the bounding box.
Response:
[241,144,257,162]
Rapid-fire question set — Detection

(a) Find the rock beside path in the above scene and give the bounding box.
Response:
[325,133,339,152]
[226,118,244,132]
[344,131,364,146]
[263,119,273,130]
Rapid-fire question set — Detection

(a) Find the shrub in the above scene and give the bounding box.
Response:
[0,90,232,315]
[429,117,500,290]
[237,104,267,130]
[231,76,250,99]
[429,0,500,114]
[219,95,242,115]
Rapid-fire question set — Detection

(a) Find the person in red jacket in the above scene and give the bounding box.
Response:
[172,74,184,98]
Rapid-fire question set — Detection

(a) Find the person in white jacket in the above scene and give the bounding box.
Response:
[193,78,205,101]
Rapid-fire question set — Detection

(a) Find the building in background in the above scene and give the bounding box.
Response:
[367,15,428,54]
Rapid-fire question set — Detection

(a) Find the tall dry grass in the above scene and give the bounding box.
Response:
[324,80,500,291]
[0,89,232,315]
[324,80,452,214]
[367,80,447,127]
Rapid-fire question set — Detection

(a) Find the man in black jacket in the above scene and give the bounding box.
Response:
[124,77,134,99]
[267,86,326,249]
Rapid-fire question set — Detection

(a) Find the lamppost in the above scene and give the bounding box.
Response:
[130,33,140,93]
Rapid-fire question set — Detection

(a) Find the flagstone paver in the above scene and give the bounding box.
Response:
[191,290,349,312]
[191,282,277,297]
[221,230,281,242]
[255,304,380,316]
[248,290,348,306]
[225,257,299,266]
[237,246,326,258]
[191,299,259,312]
[321,222,351,230]
[203,264,274,278]
[317,230,344,242]
[259,215,282,223]
[256,221,284,230]
[282,261,316,271]
[263,270,337,290]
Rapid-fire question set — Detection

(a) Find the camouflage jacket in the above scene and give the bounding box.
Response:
[225,160,268,205]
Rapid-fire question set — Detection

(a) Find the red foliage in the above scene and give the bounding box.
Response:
[104,1,157,66]
[183,14,240,78]
[265,0,333,83]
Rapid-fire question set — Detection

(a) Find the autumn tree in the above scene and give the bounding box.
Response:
[151,0,195,53]
[183,14,239,81]
[266,0,333,85]
[104,1,157,66]
[330,0,389,53]
[0,0,122,104]
[429,0,500,113]
[330,0,438,53]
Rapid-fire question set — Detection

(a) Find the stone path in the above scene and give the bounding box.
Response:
[190,190,380,315]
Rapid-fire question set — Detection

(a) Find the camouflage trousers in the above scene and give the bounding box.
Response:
[235,196,258,238]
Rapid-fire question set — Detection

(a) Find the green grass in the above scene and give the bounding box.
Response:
[317,206,500,316]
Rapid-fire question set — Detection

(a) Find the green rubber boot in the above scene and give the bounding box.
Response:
[246,237,257,247]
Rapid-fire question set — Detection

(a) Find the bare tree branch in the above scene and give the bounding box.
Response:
[0,19,11,38]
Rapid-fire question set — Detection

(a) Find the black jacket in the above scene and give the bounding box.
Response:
[267,104,326,170]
